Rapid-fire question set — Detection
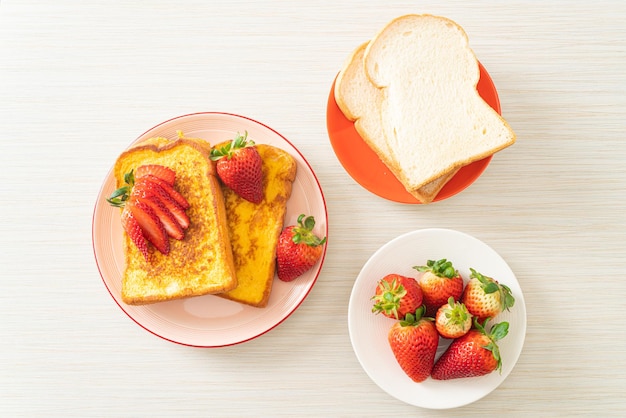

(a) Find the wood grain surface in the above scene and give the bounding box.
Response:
[1,1,625,416]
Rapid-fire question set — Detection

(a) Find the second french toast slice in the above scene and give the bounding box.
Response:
[218,143,297,308]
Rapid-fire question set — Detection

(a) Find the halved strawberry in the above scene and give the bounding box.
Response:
[144,174,190,210]
[135,164,176,185]
[121,206,150,261]
[127,199,169,255]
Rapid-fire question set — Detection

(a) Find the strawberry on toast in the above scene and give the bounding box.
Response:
[216,143,297,307]
[111,136,237,305]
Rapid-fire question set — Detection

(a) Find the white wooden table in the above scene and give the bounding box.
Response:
[1,1,625,416]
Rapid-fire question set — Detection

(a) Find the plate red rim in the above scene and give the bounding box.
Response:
[92,112,328,347]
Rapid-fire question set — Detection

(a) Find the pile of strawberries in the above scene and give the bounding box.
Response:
[371,258,515,382]
[107,164,190,261]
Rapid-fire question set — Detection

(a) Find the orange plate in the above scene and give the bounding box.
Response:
[326,62,501,204]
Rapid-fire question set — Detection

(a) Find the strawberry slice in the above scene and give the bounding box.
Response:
[133,190,184,240]
[107,166,190,259]
[144,174,190,210]
[121,206,150,261]
[134,177,190,230]
[127,199,169,255]
[135,164,176,186]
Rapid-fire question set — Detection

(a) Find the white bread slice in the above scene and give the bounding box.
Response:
[363,14,516,190]
[334,41,457,203]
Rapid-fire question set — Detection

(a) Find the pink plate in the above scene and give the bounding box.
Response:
[92,112,328,347]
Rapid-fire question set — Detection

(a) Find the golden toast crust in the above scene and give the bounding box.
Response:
[114,136,237,305]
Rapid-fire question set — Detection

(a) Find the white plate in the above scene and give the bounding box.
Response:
[93,112,328,347]
[348,228,526,409]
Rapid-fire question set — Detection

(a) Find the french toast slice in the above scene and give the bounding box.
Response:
[113,136,237,305]
[218,144,297,308]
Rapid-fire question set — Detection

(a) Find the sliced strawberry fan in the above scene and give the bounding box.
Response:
[107,164,190,261]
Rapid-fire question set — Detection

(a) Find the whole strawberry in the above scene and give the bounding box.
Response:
[387,306,439,383]
[210,131,263,204]
[276,214,326,282]
[371,274,422,320]
[462,268,515,322]
[431,318,509,380]
[413,259,464,317]
[435,296,473,339]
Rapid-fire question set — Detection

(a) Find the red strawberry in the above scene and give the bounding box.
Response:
[371,274,422,320]
[107,166,190,258]
[144,174,190,210]
[132,184,184,240]
[387,306,439,383]
[133,177,189,230]
[431,318,510,380]
[121,206,150,261]
[127,199,169,255]
[462,268,515,322]
[413,259,464,317]
[276,214,326,282]
[210,131,263,204]
[135,164,176,185]
[435,296,473,339]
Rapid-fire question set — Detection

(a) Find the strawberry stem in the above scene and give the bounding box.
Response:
[371,277,407,319]
[209,131,255,161]
[399,305,429,326]
[291,214,326,246]
[474,317,510,373]
[470,268,516,312]
[106,170,135,207]
[443,296,470,324]
[413,258,457,278]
